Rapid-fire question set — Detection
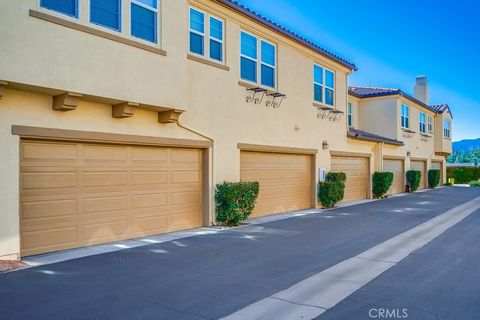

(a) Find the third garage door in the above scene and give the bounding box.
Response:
[20,139,204,256]
[383,159,404,195]
[240,151,312,218]
[331,156,369,202]
[411,160,427,189]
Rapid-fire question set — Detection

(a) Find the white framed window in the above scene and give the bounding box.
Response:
[401,104,409,128]
[209,16,223,62]
[347,102,353,127]
[131,0,158,43]
[314,64,335,106]
[419,112,426,133]
[428,116,433,132]
[189,8,224,63]
[444,119,451,138]
[240,31,276,88]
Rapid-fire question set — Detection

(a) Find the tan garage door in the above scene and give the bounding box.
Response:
[240,151,312,218]
[383,159,404,195]
[20,139,203,256]
[411,160,427,189]
[432,161,443,184]
[331,156,369,202]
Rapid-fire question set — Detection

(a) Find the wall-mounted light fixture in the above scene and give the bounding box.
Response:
[407,151,411,157]
[322,140,329,150]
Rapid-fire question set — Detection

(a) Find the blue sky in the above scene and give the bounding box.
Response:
[236,0,480,141]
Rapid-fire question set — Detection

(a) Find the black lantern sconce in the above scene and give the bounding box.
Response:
[322,140,329,150]
[407,151,411,157]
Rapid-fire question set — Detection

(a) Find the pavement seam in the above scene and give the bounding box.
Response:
[221,195,480,320]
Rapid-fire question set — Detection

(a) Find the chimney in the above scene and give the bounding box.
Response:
[414,76,429,104]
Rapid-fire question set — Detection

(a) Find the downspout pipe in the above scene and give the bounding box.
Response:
[176,120,216,226]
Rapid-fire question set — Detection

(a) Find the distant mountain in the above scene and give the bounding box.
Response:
[453,138,480,152]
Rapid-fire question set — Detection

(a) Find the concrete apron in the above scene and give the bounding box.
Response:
[221,196,480,320]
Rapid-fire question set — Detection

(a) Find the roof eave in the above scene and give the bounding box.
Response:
[215,0,357,71]
[347,132,404,146]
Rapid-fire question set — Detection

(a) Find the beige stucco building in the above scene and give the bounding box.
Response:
[0,0,452,259]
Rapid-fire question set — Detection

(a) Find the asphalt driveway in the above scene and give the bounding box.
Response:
[1,187,479,320]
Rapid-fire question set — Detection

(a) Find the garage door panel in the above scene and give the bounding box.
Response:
[331,156,368,202]
[240,151,312,218]
[22,142,77,161]
[20,139,203,256]
[384,159,404,195]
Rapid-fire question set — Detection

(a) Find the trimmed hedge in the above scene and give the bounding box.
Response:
[447,166,480,184]
[318,172,346,208]
[372,172,394,199]
[215,181,259,226]
[428,169,441,188]
[470,180,480,187]
[406,170,421,192]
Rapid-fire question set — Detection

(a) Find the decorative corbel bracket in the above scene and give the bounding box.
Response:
[0,81,7,100]
[52,92,83,111]
[265,92,286,108]
[246,87,267,104]
[158,109,183,124]
[112,102,138,118]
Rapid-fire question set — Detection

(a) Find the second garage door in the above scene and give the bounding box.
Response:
[331,156,369,202]
[383,159,404,195]
[20,139,204,257]
[411,160,427,189]
[432,161,443,185]
[240,151,312,218]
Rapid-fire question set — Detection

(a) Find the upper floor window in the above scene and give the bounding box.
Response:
[428,116,433,132]
[314,65,335,106]
[131,0,158,43]
[444,119,451,139]
[419,112,426,133]
[40,0,78,18]
[90,0,121,31]
[189,8,224,63]
[347,102,353,127]
[401,104,409,128]
[240,31,276,88]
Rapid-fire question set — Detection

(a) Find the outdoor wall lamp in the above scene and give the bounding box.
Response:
[407,151,411,157]
[322,140,329,150]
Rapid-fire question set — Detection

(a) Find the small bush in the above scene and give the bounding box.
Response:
[428,169,441,189]
[406,170,421,192]
[447,166,480,184]
[318,181,345,208]
[215,181,259,226]
[372,172,394,199]
[470,180,480,187]
[326,172,347,184]
[444,182,453,186]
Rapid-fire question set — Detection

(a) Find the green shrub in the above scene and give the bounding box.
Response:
[215,181,259,226]
[372,172,394,198]
[428,169,441,188]
[406,170,421,192]
[470,180,480,187]
[444,182,453,186]
[318,181,345,208]
[447,166,480,184]
[326,172,347,184]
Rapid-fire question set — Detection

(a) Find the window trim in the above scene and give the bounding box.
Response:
[444,119,451,139]
[130,0,159,44]
[419,112,426,133]
[189,7,206,57]
[347,102,353,127]
[313,63,336,107]
[39,0,79,19]
[89,0,122,32]
[401,104,410,129]
[209,15,224,63]
[240,30,277,89]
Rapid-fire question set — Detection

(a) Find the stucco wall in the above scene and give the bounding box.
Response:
[358,97,398,139]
